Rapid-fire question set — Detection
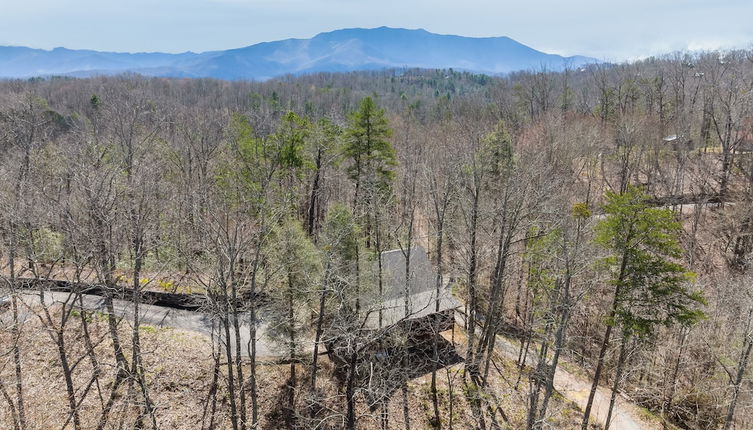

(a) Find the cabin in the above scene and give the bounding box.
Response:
[734,119,753,154]
[324,246,462,403]
[362,247,459,336]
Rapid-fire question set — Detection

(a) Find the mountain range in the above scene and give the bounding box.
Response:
[0,27,596,80]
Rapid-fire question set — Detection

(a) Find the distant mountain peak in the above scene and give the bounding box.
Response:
[0,27,596,80]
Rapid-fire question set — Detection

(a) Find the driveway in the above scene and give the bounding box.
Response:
[5,290,310,359]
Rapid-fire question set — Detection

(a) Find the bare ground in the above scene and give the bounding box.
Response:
[0,301,587,429]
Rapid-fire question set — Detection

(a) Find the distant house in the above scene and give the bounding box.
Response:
[734,119,753,153]
[662,134,695,151]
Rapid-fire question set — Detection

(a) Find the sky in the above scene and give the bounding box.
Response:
[1,0,752,61]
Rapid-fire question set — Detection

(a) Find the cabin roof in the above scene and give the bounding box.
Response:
[363,246,460,330]
[364,287,460,329]
[379,246,435,298]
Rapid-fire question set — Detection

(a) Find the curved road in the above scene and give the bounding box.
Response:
[494,333,656,430]
[8,291,302,358]
[456,312,658,430]
[7,291,657,429]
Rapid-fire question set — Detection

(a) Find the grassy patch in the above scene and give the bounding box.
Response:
[139,325,158,334]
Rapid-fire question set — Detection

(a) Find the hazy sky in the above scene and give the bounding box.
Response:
[2,0,752,60]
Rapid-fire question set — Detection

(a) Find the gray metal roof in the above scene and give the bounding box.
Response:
[363,246,460,329]
[363,287,460,329]
[379,246,435,298]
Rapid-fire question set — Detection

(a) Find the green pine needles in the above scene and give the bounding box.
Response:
[595,186,706,338]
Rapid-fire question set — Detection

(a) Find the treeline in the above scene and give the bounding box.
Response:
[0,48,752,429]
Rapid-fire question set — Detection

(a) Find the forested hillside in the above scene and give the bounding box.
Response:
[0,27,594,79]
[1,51,752,429]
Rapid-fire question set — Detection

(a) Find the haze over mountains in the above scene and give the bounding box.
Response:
[0,27,595,80]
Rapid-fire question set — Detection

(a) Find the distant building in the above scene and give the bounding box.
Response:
[735,119,753,153]
[662,134,695,151]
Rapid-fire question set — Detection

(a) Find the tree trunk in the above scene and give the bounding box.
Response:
[8,240,27,430]
[604,335,629,430]
[57,323,82,430]
[346,350,358,430]
[222,290,240,430]
[311,268,328,391]
[465,183,480,376]
[201,324,222,430]
[538,274,572,425]
[307,147,323,236]
[248,237,265,427]
[131,248,158,429]
[662,329,687,421]
[478,223,512,385]
[581,248,629,430]
[0,377,20,430]
[287,273,296,425]
[402,383,411,430]
[723,307,753,430]
[581,322,613,430]
[430,181,448,429]
[230,269,247,430]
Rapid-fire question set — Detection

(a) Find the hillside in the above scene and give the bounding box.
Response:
[2,50,752,429]
[0,27,595,80]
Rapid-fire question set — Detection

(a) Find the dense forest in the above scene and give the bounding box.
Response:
[1,50,753,430]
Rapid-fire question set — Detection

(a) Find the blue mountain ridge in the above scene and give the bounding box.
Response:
[0,27,596,80]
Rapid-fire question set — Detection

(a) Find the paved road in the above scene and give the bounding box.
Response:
[5,291,311,359]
